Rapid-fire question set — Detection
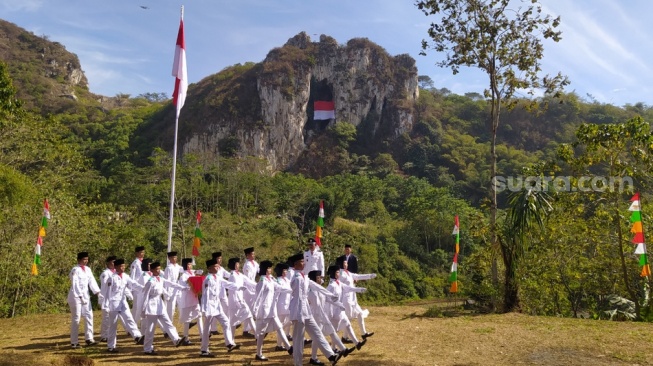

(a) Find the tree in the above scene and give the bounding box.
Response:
[416,0,569,310]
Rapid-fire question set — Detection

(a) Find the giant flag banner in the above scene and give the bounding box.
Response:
[450,215,460,293]
[31,199,50,275]
[314,101,335,120]
[629,193,651,277]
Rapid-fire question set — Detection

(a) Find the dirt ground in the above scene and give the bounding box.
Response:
[1,302,652,366]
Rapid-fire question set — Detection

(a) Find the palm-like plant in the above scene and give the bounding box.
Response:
[500,187,553,312]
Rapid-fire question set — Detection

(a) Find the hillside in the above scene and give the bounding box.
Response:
[1,304,651,365]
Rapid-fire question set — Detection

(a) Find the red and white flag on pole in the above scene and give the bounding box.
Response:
[172,9,188,116]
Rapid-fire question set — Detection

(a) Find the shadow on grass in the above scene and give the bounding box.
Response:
[400,307,486,320]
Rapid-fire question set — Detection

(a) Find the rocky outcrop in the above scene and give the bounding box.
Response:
[178,32,419,171]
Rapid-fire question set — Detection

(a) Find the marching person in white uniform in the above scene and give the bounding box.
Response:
[130,246,145,325]
[274,262,293,350]
[226,257,257,335]
[288,253,343,366]
[307,270,355,364]
[98,255,116,342]
[241,247,259,337]
[336,257,376,339]
[200,258,241,357]
[325,265,368,351]
[68,251,101,349]
[140,261,186,355]
[210,251,231,336]
[251,260,292,361]
[102,258,144,352]
[177,258,203,345]
[163,251,182,321]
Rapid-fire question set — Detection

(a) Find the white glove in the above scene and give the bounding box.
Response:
[97,294,104,303]
[359,287,368,293]
[80,297,88,305]
[371,273,377,279]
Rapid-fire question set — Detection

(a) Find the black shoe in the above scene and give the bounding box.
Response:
[210,330,220,336]
[342,346,356,357]
[242,331,255,338]
[71,343,80,349]
[182,339,192,346]
[356,338,367,350]
[328,352,342,365]
[163,333,169,339]
[341,337,353,344]
[304,339,313,345]
[135,336,144,345]
[361,332,374,339]
[287,335,292,341]
[199,351,214,358]
[255,354,269,361]
[144,350,157,355]
[275,345,288,351]
[235,323,242,329]
[189,321,197,329]
[85,339,97,346]
[309,358,325,365]
[287,346,293,355]
[175,337,185,347]
[100,337,107,342]
[227,343,241,352]
[107,348,118,353]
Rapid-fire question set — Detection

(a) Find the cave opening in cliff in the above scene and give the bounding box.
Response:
[305,78,334,143]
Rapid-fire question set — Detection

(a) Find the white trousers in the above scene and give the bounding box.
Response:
[142,313,180,352]
[292,318,335,366]
[107,309,142,349]
[210,298,230,331]
[166,294,179,321]
[201,313,234,353]
[68,297,94,344]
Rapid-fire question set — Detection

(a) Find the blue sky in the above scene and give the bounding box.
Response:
[1,0,652,107]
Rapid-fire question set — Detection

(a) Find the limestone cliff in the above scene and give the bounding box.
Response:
[164,32,419,171]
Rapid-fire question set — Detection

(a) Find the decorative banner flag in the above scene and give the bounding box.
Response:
[629,193,650,277]
[315,200,325,246]
[449,215,460,293]
[192,211,202,257]
[172,8,188,116]
[32,199,50,275]
[314,101,335,120]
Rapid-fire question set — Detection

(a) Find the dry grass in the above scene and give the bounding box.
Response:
[1,303,653,366]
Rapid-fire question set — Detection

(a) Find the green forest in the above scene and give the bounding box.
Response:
[3,49,653,322]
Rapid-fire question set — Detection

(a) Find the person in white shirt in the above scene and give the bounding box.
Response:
[210,251,231,336]
[226,257,257,336]
[336,257,376,339]
[67,251,101,349]
[140,261,187,355]
[178,258,202,345]
[99,255,117,342]
[163,251,182,321]
[130,246,145,325]
[252,260,292,361]
[200,258,242,357]
[307,270,355,364]
[303,238,325,276]
[274,262,292,350]
[241,247,259,337]
[288,253,343,366]
[325,265,368,351]
[102,258,144,352]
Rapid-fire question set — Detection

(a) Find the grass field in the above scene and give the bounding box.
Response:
[1,302,653,365]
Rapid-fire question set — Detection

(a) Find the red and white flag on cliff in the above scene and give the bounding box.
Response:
[314,101,335,120]
[172,11,188,116]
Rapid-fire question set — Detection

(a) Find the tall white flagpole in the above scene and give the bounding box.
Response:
[167,5,187,252]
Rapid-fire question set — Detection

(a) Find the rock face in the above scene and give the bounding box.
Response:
[0,19,89,110]
[178,32,419,171]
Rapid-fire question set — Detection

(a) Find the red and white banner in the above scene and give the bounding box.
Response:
[314,100,335,120]
[172,15,188,115]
